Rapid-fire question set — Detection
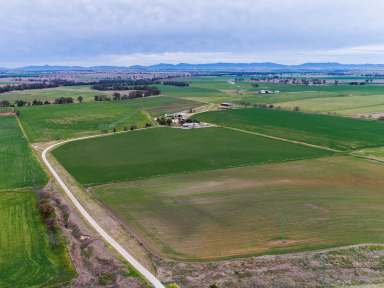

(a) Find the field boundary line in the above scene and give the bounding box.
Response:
[350,152,384,165]
[41,130,165,288]
[15,115,29,141]
[220,125,342,153]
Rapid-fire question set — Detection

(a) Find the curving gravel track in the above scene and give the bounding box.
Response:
[41,134,165,288]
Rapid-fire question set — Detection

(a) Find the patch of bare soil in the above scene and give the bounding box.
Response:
[156,245,384,288]
[44,182,147,288]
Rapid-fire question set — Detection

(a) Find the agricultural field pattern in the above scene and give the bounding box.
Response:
[4,74,384,287]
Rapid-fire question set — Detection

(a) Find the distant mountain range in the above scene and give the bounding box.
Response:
[2,62,384,73]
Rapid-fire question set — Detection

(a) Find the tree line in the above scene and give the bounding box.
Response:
[0,96,83,107]
[92,79,157,91]
[0,82,60,94]
[0,79,98,94]
[162,81,189,87]
[94,87,160,102]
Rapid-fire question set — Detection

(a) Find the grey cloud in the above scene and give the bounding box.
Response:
[1,0,384,65]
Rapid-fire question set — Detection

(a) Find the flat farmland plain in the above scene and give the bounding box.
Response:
[0,116,46,189]
[53,127,332,186]
[120,95,203,116]
[0,85,105,103]
[0,191,75,287]
[91,156,384,260]
[19,102,151,142]
[179,78,384,117]
[195,108,384,150]
[276,94,384,115]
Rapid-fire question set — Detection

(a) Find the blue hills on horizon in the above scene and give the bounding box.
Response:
[2,62,384,72]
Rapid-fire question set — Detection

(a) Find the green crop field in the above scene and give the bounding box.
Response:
[0,107,14,113]
[19,102,152,142]
[163,77,384,117]
[195,108,384,150]
[158,84,228,103]
[53,127,332,186]
[0,116,47,189]
[0,85,105,104]
[91,156,384,260]
[0,191,75,287]
[119,96,203,116]
[275,94,384,114]
[0,116,74,287]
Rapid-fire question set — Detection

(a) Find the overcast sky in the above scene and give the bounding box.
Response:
[2,0,384,67]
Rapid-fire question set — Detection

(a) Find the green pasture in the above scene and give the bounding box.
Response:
[53,127,332,186]
[195,108,384,150]
[0,116,47,189]
[0,191,75,287]
[18,102,151,142]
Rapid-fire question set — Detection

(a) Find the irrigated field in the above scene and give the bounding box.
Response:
[195,108,384,150]
[0,191,75,287]
[19,102,151,142]
[53,127,332,186]
[0,116,47,189]
[92,156,384,260]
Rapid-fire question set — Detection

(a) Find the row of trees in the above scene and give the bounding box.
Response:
[0,96,84,107]
[92,79,156,91]
[0,82,60,94]
[94,88,160,102]
[162,81,189,87]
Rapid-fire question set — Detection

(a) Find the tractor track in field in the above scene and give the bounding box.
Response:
[220,125,343,153]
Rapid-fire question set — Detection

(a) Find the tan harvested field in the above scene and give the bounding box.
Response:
[92,156,384,261]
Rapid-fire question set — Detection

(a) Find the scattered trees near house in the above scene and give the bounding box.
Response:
[112,92,121,101]
[94,95,111,101]
[32,99,44,105]
[54,97,74,104]
[157,116,172,126]
[77,95,84,103]
[15,100,28,107]
[349,81,367,86]
[253,103,274,109]
[0,100,10,107]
